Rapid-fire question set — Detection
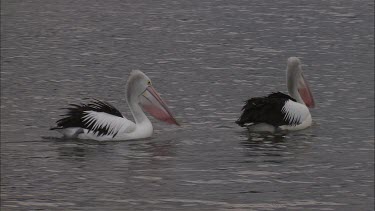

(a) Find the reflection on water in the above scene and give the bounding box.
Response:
[245,132,286,143]
[239,132,315,166]
[1,0,374,210]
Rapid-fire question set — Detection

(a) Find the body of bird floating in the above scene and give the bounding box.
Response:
[51,70,179,141]
[236,57,315,133]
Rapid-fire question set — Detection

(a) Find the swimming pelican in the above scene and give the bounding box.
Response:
[236,57,315,133]
[51,70,179,141]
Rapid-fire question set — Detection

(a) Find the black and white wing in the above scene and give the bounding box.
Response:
[280,99,310,126]
[236,92,307,127]
[52,100,135,137]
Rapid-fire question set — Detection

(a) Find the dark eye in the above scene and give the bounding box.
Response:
[147,81,152,86]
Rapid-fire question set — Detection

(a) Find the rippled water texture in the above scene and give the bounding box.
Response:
[1,0,374,210]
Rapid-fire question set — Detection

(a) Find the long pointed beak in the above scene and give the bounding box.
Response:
[139,86,180,126]
[298,73,315,108]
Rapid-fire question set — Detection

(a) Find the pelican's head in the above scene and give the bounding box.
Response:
[286,57,315,108]
[126,70,180,125]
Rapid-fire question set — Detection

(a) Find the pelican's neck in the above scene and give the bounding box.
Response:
[125,72,152,126]
[119,94,153,140]
[127,95,151,126]
[287,67,304,105]
[121,70,154,139]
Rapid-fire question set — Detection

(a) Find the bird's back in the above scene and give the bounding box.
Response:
[236,92,297,127]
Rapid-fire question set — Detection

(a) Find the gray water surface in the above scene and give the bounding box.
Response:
[1,0,374,210]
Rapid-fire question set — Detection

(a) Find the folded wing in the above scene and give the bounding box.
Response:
[54,100,135,137]
[236,92,306,127]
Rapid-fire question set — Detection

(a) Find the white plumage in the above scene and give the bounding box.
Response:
[82,111,136,137]
[281,100,310,125]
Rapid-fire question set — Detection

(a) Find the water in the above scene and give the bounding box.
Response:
[1,0,374,210]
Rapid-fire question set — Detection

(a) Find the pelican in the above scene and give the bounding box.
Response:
[236,57,315,133]
[51,70,180,141]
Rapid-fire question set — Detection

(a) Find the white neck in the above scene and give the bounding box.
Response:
[123,92,153,140]
[123,72,154,139]
[287,67,304,105]
[126,92,151,125]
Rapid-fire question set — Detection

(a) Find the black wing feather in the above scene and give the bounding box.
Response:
[236,92,297,127]
[52,99,123,137]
